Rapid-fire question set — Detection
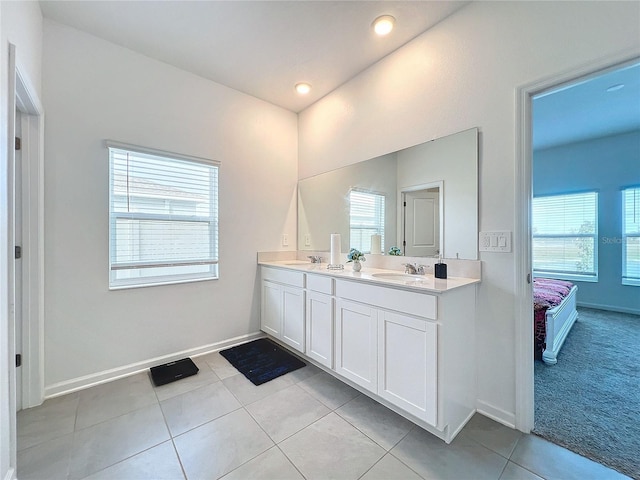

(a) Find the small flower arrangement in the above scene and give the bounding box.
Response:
[388,246,402,256]
[346,248,366,263]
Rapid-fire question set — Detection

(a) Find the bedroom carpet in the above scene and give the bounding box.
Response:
[533,307,640,479]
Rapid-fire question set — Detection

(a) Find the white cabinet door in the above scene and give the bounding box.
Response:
[378,310,437,426]
[335,298,378,393]
[281,286,305,353]
[306,291,333,368]
[261,280,282,337]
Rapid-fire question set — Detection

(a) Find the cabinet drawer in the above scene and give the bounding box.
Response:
[335,279,437,319]
[261,267,305,287]
[307,274,333,294]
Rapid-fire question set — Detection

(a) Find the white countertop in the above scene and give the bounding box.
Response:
[258,260,480,294]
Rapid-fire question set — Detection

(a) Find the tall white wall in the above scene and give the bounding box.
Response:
[42,20,298,394]
[299,1,640,425]
[0,2,43,478]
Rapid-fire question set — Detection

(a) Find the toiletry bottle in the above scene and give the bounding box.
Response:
[435,255,447,279]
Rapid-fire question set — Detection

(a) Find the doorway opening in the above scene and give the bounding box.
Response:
[518,57,640,478]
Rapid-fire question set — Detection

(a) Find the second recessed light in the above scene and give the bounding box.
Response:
[295,83,311,95]
[373,15,395,36]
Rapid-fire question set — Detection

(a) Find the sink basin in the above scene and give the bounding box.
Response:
[371,273,428,282]
[280,261,311,265]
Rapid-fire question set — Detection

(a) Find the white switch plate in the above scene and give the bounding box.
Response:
[282,234,289,247]
[304,234,311,246]
[479,231,511,252]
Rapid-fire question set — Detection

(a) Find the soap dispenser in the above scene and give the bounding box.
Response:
[435,255,447,279]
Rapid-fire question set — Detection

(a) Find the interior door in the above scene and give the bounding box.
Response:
[403,189,440,257]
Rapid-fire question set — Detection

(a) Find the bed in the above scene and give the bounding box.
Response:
[533,277,579,365]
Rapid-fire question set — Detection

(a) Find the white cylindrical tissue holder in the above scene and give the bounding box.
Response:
[330,233,341,266]
[370,234,381,255]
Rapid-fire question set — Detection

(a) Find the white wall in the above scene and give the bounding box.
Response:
[299,1,640,425]
[42,20,298,394]
[0,2,43,478]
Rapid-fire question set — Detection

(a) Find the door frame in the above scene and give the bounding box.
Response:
[398,180,444,257]
[514,50,640,432]
[15,60,45,409]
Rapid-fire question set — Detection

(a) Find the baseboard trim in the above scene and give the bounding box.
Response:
[44,332,265,399]
[3,467,16,480]
[576,301,639,316]
[476,400,516,430]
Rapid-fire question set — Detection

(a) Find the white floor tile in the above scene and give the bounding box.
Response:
[391,425,508,480]
[246,384,330,443]
[17,393,79,451]
[279,412,385,480]
[68,404,170,479]
[75,373,157,430]
[297,371,360,409]
[17,433,73,480]
[360,453,423,480]
[81,441,185,480]
[220,447,304,480]
[174,408,274,480]
[510,434,630,480]
[336,394,414,451]
[160,381,241,436]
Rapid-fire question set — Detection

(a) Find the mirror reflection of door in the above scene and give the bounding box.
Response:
[403,188,440,257]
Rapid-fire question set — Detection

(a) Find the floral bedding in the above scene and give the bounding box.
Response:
[533,277,574,359]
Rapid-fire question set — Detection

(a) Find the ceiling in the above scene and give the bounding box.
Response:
[40,1,639,147]
[533,62,640,150]
[39,0,469,113]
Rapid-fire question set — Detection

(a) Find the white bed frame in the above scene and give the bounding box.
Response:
[541,285,579,365]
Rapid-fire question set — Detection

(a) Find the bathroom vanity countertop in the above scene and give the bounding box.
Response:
[258,260,480,294]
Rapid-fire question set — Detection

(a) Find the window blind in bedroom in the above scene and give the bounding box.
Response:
[532,191,598,281]
[623,187,640,286]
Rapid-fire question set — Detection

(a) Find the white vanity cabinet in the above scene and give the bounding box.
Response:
[260,267,305,353]
[334,279,439,424]
[335,298,378,393]
[259,263,477,443]
[305,274,334,368]
[378,310,437,425]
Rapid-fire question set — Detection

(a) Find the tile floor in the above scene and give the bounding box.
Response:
[17,352,630,480]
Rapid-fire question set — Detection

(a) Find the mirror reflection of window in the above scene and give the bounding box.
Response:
[349,189,385,253]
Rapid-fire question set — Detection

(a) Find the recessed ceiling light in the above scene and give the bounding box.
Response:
[373,15,395,36]
[606,83,625,92]
[295,83,311,95]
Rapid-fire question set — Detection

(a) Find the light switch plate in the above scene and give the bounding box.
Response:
[282,234,289,247]
[479,231,511,252]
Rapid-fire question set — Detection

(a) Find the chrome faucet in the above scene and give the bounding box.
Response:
[403,263,427,275]
[307,255,323,264]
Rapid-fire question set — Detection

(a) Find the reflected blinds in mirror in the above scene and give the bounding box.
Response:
[349,189,385,253]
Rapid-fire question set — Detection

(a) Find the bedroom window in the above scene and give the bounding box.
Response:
[108,142,219,289]
[623,187,640,286]
[349,189,385,253]
[532,191,598,282]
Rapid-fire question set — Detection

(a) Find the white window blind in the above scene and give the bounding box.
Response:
[349,189,385,253]
[108,142,219,288]
[532,191,598,281]
[623,187,640,286]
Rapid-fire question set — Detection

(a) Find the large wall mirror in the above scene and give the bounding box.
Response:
[298,127,478,260]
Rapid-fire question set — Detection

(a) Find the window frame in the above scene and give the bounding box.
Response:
[622,186,640,287]
[532,190,599,283]
[107,141,220,289]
